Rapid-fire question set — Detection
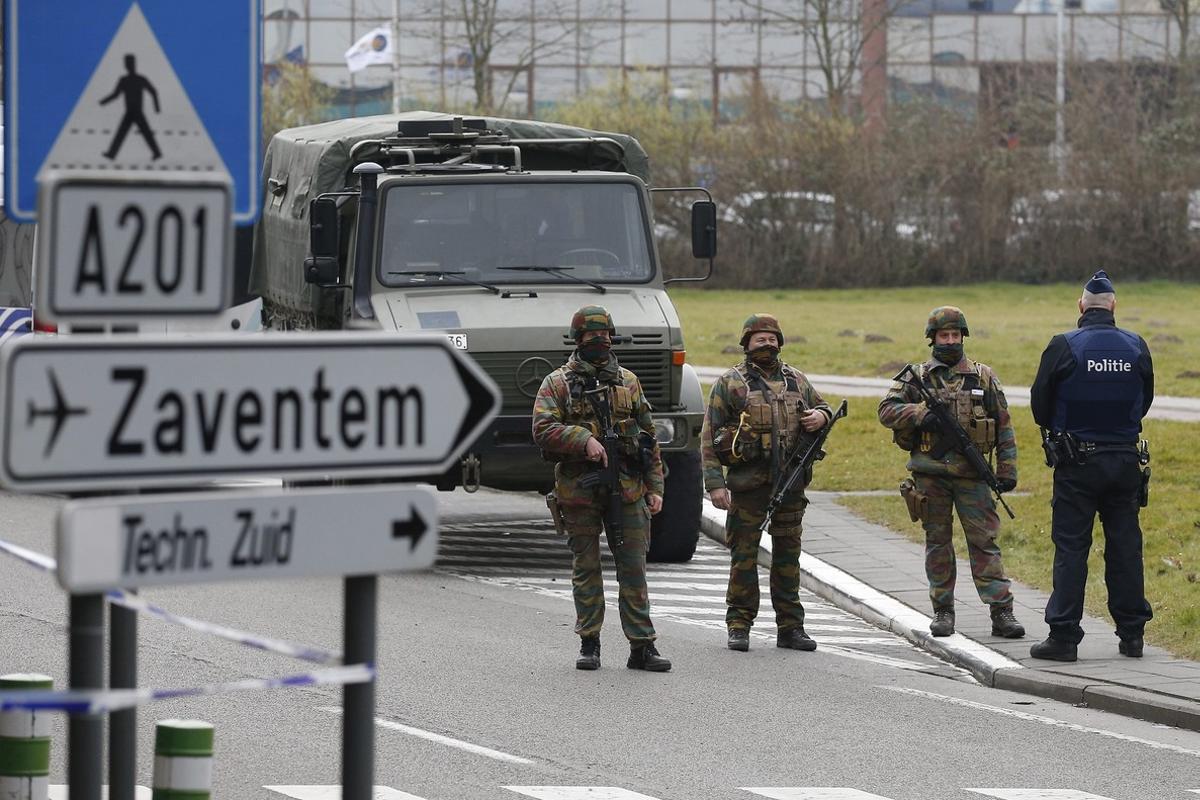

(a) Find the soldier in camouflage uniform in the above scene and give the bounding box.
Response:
[877,306,1025,639]
[700,313,833,652]
[532,305,671,672]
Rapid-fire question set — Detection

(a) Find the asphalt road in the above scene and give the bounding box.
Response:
[2,488,1200,800]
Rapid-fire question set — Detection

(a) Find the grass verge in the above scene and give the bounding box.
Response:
[671,281,1200,397]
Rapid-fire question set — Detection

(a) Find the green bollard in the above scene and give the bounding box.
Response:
[151,721,213,800]
[0,674,54,800]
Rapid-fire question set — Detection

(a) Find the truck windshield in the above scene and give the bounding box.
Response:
[378,181,654,286]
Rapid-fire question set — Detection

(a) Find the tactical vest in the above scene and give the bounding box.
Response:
[910,363,997,456]
[1051,326,1144,442]
[737,363,808,472]
[560,370,643,448]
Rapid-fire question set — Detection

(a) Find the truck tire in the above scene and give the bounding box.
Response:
[648,449,702,563]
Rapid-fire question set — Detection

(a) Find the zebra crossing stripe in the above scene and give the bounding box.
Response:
[505,788,663,799]
[264,786,427,799]
[48,788,153,799]
[964,792,1120,800]
[742,790,896,799]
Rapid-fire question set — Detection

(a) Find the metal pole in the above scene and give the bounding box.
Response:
[392,0,402,114]
[342,575,377,800]
[109,591,137,800]
[68,593,105,800]
[1055,6,1066,182]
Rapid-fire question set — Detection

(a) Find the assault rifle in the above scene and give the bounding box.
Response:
[759,399,849,534]
[894,364,1015,519]
[581,380,624,547]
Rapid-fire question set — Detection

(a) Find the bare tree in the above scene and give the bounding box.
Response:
[414,0,616,115]
[1160,0,1194,64]
[737,0,906,117]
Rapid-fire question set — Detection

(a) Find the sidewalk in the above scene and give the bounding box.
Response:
[699,493,1200,732]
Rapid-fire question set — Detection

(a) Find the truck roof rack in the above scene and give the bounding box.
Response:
[347,116,624,176]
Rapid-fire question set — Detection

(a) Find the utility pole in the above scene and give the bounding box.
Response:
[1055,4,1066,182]
[391,0,402,114]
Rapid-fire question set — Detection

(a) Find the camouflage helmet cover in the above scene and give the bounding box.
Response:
[924,306,970,339]
[569,304,616,339]
[739,313,785,348]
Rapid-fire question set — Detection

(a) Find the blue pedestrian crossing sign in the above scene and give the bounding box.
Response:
[4,1,261,224]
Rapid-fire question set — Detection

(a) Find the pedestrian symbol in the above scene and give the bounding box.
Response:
[99,54,162,161]
[34,4,229,181]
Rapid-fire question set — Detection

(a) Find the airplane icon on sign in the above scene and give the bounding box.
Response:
[27,369,88,457]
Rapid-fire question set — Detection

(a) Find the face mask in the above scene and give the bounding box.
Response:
[579,340,611,364]
[748,344,780,367]
[932,343,963,365]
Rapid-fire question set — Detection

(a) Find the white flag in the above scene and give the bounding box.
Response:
[345,26,392,73]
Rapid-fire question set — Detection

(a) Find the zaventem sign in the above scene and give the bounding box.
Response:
[0,333,500,492]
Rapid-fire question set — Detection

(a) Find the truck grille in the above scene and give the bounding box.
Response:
[470,350,671,415]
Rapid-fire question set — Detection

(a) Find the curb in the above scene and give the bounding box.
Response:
[697,501,1200,733]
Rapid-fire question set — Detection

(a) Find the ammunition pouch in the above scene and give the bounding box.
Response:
[1042,431,1084,467]
[899,477,927,523]
[714,416,762,466]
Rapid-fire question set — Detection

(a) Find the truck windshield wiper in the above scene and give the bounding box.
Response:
[387,269,500,295]
[496,265,606,294]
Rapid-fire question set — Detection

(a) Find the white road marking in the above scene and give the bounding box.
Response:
[316,707,534,765]
[505,788,663,799]
[884,687,1200,758]
[264,787,426,799]
[48,788,152,799]
[742,789,896,799]
[965,791,1120,800]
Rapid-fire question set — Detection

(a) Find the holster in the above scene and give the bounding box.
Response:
[1138,466,1151,508]
[899,477,927,523]
[545,490,568,536]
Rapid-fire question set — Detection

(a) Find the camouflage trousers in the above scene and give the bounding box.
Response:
[564,500,656,644]
[912,472,1013,612]
[725,487,806,632]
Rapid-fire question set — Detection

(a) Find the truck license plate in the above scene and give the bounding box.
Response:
[446,333,468,350]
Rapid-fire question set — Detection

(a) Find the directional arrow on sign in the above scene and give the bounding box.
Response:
[391,509,428,551]
[0,333,501,493]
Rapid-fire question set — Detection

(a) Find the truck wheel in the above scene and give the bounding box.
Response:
[648,449,702,563]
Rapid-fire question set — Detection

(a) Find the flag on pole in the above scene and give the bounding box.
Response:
[345,26,393,73]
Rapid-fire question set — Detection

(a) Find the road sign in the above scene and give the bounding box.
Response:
[37,172,232,323]
[4,1,260,223]
[56,486,438,592]
[0,333,500,492]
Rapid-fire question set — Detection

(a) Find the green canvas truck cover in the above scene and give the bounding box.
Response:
[249,111,650,321]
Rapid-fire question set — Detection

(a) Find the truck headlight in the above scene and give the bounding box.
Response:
[652,417,683,447]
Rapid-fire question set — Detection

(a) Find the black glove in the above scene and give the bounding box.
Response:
[918,412,940,432]
[996,477,1017,493]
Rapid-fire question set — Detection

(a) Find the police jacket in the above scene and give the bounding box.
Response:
[1030,307,1153,443]
[531,352,665,508]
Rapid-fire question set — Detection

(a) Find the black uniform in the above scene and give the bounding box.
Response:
[1030,306,1154,645]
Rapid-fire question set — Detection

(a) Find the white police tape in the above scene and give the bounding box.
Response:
[0,538,341,665]
[0,664,374,714]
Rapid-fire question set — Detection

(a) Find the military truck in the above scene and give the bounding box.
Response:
[249,112,716,561]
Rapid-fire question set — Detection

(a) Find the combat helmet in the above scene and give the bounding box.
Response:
[924,306,969,340]
[739,313,785,349]
[569,305,616,340]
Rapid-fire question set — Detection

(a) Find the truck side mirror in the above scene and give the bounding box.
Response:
[304,197,341,285]
[691,200,718,259]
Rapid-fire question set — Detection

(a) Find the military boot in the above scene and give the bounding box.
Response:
[929,609,955,637]
[575,636,600,670]
[990,605,1026,639]
[1119,636,1144,658]
[777,627,817,651]
[627,642,672,672]
[1030,637,1077,662]
[727,628,750,652]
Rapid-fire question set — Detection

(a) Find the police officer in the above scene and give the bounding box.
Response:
[532,305,671,672]
[877,307,1025,640]
[1029,271,1154,662]
[701,313,832,652]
